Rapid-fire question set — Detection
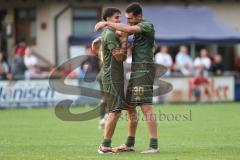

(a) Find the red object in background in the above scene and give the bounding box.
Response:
[63,69,72,77]
[193,76,209,86]
[62,66,77,79]
[16,47,25,57]
[235,57,240,71]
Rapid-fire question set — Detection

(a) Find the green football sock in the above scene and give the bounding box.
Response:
[149,138,158,149]
[125,136,135,147]
[102,139,111,147]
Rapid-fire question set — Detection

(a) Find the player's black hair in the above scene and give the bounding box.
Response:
[102,7,121,21]
[125,2,142,16]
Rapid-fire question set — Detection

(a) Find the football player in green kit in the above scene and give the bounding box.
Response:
[96,7,128,154]
[95,2,159,153]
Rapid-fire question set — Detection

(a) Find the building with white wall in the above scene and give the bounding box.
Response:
[0,0,240,70]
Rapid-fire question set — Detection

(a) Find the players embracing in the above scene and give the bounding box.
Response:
[95,2,159,154]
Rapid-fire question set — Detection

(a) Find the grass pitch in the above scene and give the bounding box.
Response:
[0,103,240,160]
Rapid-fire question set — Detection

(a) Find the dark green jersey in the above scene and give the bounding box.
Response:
[96,47,103,81]
[132,20,155,63]
[127,21,155,105]
[101,28,124,84]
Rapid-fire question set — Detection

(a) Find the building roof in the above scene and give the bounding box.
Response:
[69,6,240,45]
[143,7,240,44]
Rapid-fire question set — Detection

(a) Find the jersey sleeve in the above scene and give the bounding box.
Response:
[105,32,120,52]
[137,21,153,33]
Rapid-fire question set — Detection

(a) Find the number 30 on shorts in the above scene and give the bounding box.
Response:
[133,86,144,96]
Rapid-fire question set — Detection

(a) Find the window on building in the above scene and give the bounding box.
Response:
[72,8,100,37]
[15,8,36,45]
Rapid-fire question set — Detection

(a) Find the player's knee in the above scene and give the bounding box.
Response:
[127,108,138,122]
[128,106,137,113]
[140,105,153,113]
[106,111,121,120]
[112,110,121,117]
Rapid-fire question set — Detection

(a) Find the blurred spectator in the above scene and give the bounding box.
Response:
[194,49,211,76]
[62,63,77,79]
[126,45,132,64]
[78,46,99,82]
[126,54,132,64]
[11,48,27,80]
[15,40,26,57]
[210,54,224,76]
[125,45,132,71]
[190,70,212,102]
[24,47,38,79]
[176,45,194,76]
[155,45,173,76]
[78,62,94,81]
[85,46,100,74]
[235,56,240,73]
[0,51,9,80]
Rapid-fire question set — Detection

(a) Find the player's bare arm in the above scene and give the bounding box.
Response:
[91,36,102,52]
[95,21,140,34]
